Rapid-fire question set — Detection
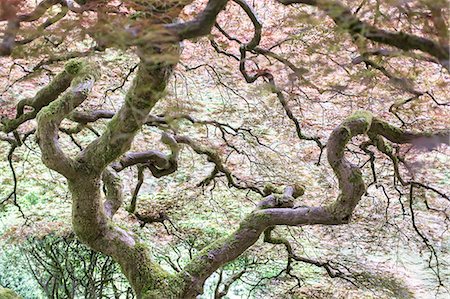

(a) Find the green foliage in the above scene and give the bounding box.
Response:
[35,235,132,298]
[0,245,42,299]
[1,235,134,299]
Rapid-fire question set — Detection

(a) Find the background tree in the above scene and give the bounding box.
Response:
[0,0,449,298]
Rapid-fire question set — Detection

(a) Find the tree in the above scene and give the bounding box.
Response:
[0,0,449,298]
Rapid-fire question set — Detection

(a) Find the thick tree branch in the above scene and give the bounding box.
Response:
[16,6,69,45]
[59,45,183,298]
[371,118,449,147]
[16,0,60,22]
[111,133,179,179]
[233,0,262,50]
[278,0,449,69]
[165,0,229,40]
[69,109,115,124]
[179,111,449,297]
[1,64,83,133]
[36,59,98,179]
[78,49,178,173]
[0,19,19,56]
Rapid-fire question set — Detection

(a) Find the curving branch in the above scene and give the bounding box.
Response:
[178,111,449,297]
[165,0,229,40]
[174,135,264,195]
[208,55,325,165]
[111,133,179,178]
[0,0,68,56]
[1,63,86,133]
[16,0,61,22]
[233,0,262,50]
[238,47,325,159]
[277,0,450,70]
[352,48,441,66]
[265,73,325,161]
[213,7,325,159]
[77,50,179,173]
[370,118,449,147]
[16,6,69,45]
[214,268,246,298]
[52,55,183,298]
[36,59,98,179]
[146,113,270,152]
[112,150,173,172]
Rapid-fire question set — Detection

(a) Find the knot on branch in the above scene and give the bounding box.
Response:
[135,211,169,228]
[341,110,373,135]
[257,185,304,209]
[67,60,100,86]
[263,183,305,198]
[65,59,87,75]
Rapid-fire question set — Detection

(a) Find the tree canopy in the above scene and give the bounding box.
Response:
[0,0,449,298]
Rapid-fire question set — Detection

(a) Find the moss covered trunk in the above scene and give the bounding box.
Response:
[68,175,182,298]
[34,56,188,297]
